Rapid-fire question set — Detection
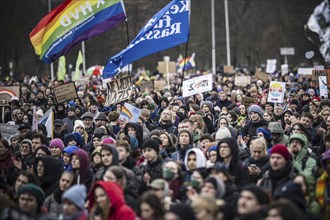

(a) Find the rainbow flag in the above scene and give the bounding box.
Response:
[177,53,196,73]
[30,0,126,64]
[120,103,141,122]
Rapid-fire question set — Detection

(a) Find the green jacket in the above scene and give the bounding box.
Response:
[289,133,316,192]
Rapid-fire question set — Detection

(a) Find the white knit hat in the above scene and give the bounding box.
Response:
[73,120,85,131]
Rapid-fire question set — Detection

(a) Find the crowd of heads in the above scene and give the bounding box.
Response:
[0,72,330,220]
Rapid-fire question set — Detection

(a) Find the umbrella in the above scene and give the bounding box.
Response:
[87,65,104,76]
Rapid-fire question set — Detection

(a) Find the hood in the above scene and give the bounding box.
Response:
[216,137,239,161]
[88,181,125,213]
[184,148,206,171]
[71,149,90,182]
[101,144,119,166]
[289,133,308,161]
[35,156,63,183]
[268,122,284,134]
[289,133,308,149]
[124,122,143,147]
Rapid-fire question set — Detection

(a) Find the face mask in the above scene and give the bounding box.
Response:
[162,168,175,181]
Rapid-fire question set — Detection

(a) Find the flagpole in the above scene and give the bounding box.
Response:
[81,41,86,75]
[224,0,231,66]
[211,0,216,75]
[48,0,55,81]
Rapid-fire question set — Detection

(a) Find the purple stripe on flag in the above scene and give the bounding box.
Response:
[61,13,126,57]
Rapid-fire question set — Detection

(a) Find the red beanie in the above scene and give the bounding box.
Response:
[270,144,290,161]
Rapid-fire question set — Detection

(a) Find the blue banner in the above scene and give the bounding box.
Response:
[103,0,190,79]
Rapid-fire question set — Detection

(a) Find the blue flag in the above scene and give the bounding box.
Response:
[103,0,190,79]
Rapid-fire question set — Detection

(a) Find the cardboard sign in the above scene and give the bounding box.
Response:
[255,70,268,82]
[182,74,212,97]
[154,80,166,91]
[267,81,286,103]
[105,76,132,106]
[242,97,259,107]
[158,61,176,74]
[0,123,19,140]
[224,65,234,74]
[0,86,20,106]
[140,81,154,92]
[53,82,78,104]
[312,69,330,85]
[234,75,251,87]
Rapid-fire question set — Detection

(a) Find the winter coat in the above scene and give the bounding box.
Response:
[216,137,251,189]
[242,118,268,139]
[289,133,317,192]
[244,156,270,183]
[258,162,295,196]
[88,181,136,220]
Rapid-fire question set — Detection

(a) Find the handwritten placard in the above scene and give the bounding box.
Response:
[105,76,132,106]
[53,82,78,104]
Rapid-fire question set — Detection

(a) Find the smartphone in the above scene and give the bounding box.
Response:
[250,164,257,168]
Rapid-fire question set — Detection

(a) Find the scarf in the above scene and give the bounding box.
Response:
[316,171,330,219]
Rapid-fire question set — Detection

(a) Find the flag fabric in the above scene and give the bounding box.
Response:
[177,53,196,73]
[103,0,190,79]
[38,108,54,138]
[73,50,83,80]
[30,0,126,64]
[120,103,141,122]
[306,0,330,63]
[57,56,66,80]
[32,106,38,132]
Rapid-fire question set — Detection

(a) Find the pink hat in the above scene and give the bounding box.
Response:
[102,137,116,145]
[49,138,64,151]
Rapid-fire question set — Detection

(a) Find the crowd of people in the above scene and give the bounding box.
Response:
[0,70,329,220]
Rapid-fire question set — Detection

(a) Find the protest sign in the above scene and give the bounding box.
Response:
[158,61,176,74]
[255,70,268,82]
[120,103,141,122]
[312,69,330,85]
[267,81,286,103]
[234,75,251,87]
[319,76,329,98]
[223,65,234,74]
[53,82,78,104]
[0,124,19,140]
[298,68,313,75]
[104,76,132,106]
[154,81,166,91]
[242,97,259,107]
[182,74,212,97]
[0,86,20,106]
[140,81,154,92]
[266,59,277,73]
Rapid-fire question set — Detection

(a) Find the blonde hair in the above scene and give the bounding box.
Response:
[191,196,221,219]
[190,114,205,133]
[250,137,268,156]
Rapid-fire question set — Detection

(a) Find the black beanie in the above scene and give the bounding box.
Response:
[243,185,270,205]
[142,138,160,154]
